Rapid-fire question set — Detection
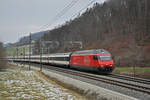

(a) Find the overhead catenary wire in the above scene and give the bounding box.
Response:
[40,0,80,30]
[70,0,97,20]
[51,0,79,22]
[41,0,100,31]
[34,0,104,33]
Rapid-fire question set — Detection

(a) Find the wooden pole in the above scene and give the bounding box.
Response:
[29,33,31,70]
[40,39,42,71]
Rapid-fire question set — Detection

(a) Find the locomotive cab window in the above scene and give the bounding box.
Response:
[98,55,112,61]
[93,56,98,60]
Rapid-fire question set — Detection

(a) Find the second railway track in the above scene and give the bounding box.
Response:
[109,74,150,85]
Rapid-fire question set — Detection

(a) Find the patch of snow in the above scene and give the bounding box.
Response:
[21,94,34,99]
[0,67,81,100]
[0,91,8,94]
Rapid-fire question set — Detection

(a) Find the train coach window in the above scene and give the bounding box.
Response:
[51,57,69,61]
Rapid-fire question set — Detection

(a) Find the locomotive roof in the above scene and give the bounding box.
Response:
[72,49,110,55]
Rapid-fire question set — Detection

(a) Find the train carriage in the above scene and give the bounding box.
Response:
[49,53,70,66]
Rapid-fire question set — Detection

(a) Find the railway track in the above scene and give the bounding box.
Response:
[109,74,150,85]
[15,62,150,95]
[39,64,150,95]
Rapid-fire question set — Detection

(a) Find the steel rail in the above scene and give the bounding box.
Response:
[40,65,150,95]
[109,74,150,85]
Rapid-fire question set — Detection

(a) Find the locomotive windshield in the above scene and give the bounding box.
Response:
[98,55,112,61]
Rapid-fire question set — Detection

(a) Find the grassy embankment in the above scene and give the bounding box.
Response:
[0,65,86,100]
[113,67,150,79]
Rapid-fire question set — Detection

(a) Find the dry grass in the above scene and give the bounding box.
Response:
[113,67,150,79]
[0,65,85,100]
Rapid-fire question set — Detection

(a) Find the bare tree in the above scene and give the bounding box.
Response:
[0,42,7,70]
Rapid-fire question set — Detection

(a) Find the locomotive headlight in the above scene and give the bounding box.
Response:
[110,64,113,67]
[100,65,104,69]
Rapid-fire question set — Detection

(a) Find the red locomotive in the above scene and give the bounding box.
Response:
[70,49,114,73]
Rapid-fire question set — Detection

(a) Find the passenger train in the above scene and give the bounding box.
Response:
[9,49,115,74]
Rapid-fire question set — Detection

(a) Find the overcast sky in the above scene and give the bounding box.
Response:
[0,0,105,43]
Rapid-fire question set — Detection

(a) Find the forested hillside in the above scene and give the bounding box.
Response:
[17,30,48,46]
[34,0,150,67]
